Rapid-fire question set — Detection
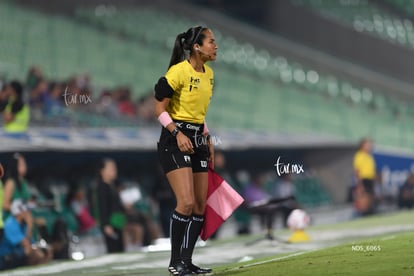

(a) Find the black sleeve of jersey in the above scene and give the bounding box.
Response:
[154,77,174,101]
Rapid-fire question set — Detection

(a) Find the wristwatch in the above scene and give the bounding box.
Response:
[171,127,179,137]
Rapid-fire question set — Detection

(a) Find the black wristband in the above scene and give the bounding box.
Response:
[171,128,179,137]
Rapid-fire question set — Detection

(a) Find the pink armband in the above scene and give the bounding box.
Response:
[203,121,209,135]
[158,111,173,128]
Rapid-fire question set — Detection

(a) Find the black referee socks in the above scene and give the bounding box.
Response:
[170,211,190,266]
[181,214,205,264]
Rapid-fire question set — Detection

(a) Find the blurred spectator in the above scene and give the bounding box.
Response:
[214,152,231,180]
[67,186,97,234]
[273,174,295,199]
[115,87,136,116]
[353,138,377,215]
[398,173,414,209]
[93,158,126,253]
[243,172,275,234]
[122,215,144,251]
[0,200,53,271]
[3,153,70,259]
[243,172,271,204]
[2,81,30,133]
[233,170,252,235]
[25,66,43,91]
[75,73,92,93]
[95,90,119,117]
[151,165,176,238]
[66,77,81,97]
[272,174,299,228]
[118,182,145,250]
[136,93,156,123]
[29,78,47,111]
[3,153,31,221]
[63,75,93,112]
[43,82,64,117]
[119,181,161,249]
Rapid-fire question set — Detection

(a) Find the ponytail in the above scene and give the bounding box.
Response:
[168,32,187,69]
[168,26,208,68]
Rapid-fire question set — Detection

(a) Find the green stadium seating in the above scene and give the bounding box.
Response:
[383,0,414,18]
[294,0,414,48]
[0,1,412,149]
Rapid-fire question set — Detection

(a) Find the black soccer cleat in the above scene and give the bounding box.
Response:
[168,262,195,276]
[186,263,213,275]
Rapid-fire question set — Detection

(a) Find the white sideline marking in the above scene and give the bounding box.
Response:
[1,254,141,276]
[380,235,396,241]
[225,250,314,272]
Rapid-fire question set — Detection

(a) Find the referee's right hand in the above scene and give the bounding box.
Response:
[176,132,194,154]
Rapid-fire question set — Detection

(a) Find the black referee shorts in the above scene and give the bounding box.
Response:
[157,121,209,174]
[361,179,375,196]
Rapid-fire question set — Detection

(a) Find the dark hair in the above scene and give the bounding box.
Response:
[168,26,208,68]
[6,152,24,192]
[97,158,115,182]
[358,137,372,150]
[8,80,24,114]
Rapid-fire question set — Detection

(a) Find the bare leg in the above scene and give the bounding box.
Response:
[192,172,208,215]
[166,168,195,215]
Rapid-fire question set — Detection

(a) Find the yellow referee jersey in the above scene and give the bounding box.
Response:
[165,60,214,124]
[353,150,376,180]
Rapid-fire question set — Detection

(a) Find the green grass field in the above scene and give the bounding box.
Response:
[214,231,414,276]
[2,210,413,276]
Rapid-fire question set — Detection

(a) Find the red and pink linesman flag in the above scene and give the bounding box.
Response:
[200,166,244,241]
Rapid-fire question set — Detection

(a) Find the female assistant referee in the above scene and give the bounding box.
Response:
[154,26,217,275]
